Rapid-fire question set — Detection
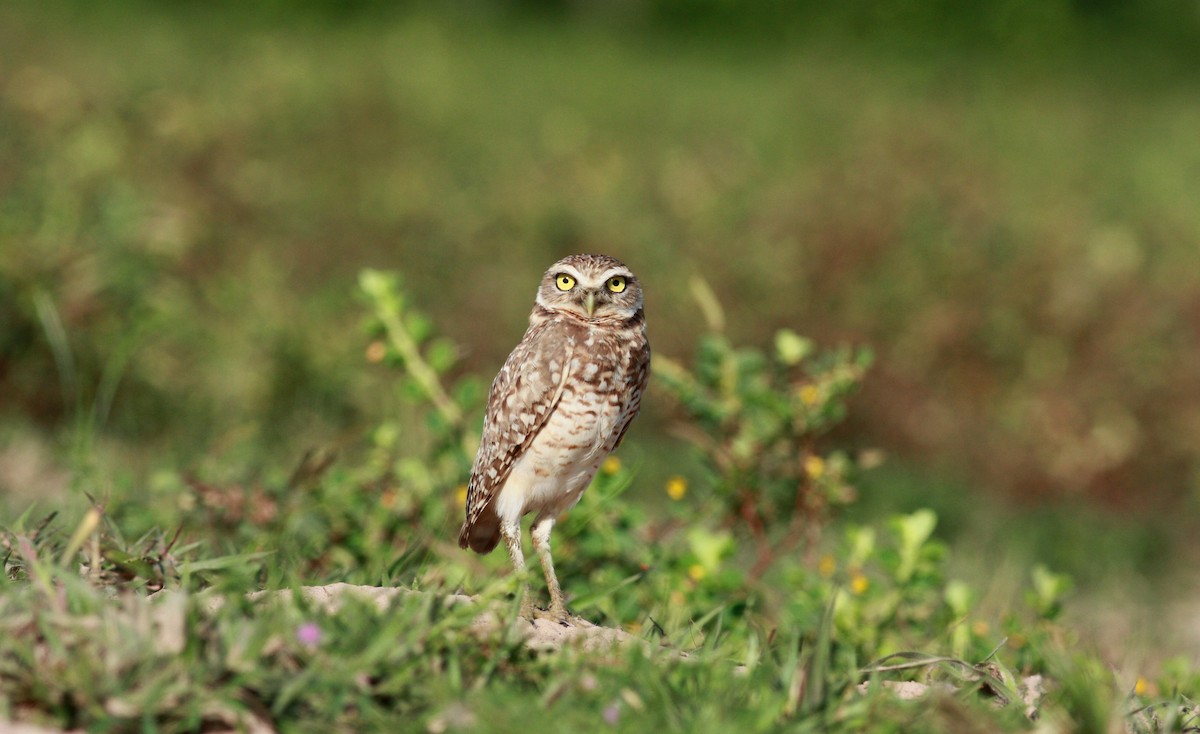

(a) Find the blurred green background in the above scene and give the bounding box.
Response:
[2,0,1198,618]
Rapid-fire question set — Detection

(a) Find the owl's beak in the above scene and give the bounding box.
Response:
[583,292,597,317]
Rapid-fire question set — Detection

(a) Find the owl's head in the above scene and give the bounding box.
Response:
[535,254,643,323]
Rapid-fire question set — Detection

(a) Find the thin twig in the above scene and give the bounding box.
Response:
[378,304,464,430]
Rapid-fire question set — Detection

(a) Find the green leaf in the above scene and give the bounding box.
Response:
[775,329,814,366]
[686,527,734,572]
[404,312,433,344]
[1029,564,1073,619]
[846,526,876,566]
[944,579,974,616]
[893,509,937,583]
[452,377,485,411]
[358,269,404,314]
[425,338,458,374]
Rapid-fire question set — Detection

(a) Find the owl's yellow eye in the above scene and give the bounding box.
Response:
[555,274,576,291]
[606,276,627,293]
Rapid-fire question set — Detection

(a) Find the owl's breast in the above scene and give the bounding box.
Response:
[530,368,622,476]
[492,346,636,523]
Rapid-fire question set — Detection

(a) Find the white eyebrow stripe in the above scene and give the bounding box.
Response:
[553,265,584,279]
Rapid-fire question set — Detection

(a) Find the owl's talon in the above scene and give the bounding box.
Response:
[544,604,573,626]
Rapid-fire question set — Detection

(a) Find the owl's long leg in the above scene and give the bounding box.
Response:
[530,515,569,623]
[501,518,535,619]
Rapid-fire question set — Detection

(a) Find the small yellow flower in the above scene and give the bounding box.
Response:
[804,455,826,480]
[818,554,837,578]
[601,456,621,475]
[666,476,688,501]
[454,485,468,508]
[971,620,990,637]
[365,340,387,364]
[688,564,707,582]
[625,621,642,634]
[850,571,869,595]
[1134,676,1156,697]
[798,384,821,407]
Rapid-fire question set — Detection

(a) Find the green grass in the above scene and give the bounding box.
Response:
[2,268,1197,732]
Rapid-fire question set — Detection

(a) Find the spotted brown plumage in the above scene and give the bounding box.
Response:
[457,254,651,623]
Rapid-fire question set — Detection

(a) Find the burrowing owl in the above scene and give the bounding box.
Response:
[458,254,651,622]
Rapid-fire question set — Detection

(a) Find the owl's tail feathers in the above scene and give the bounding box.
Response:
[458,507,501,554]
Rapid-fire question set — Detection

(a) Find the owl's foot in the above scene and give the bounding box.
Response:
[536,603,575,626]
[516,601,573,626]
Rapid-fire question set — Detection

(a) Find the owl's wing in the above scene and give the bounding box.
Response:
[459,320,571,550]
[610,334,651,451]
